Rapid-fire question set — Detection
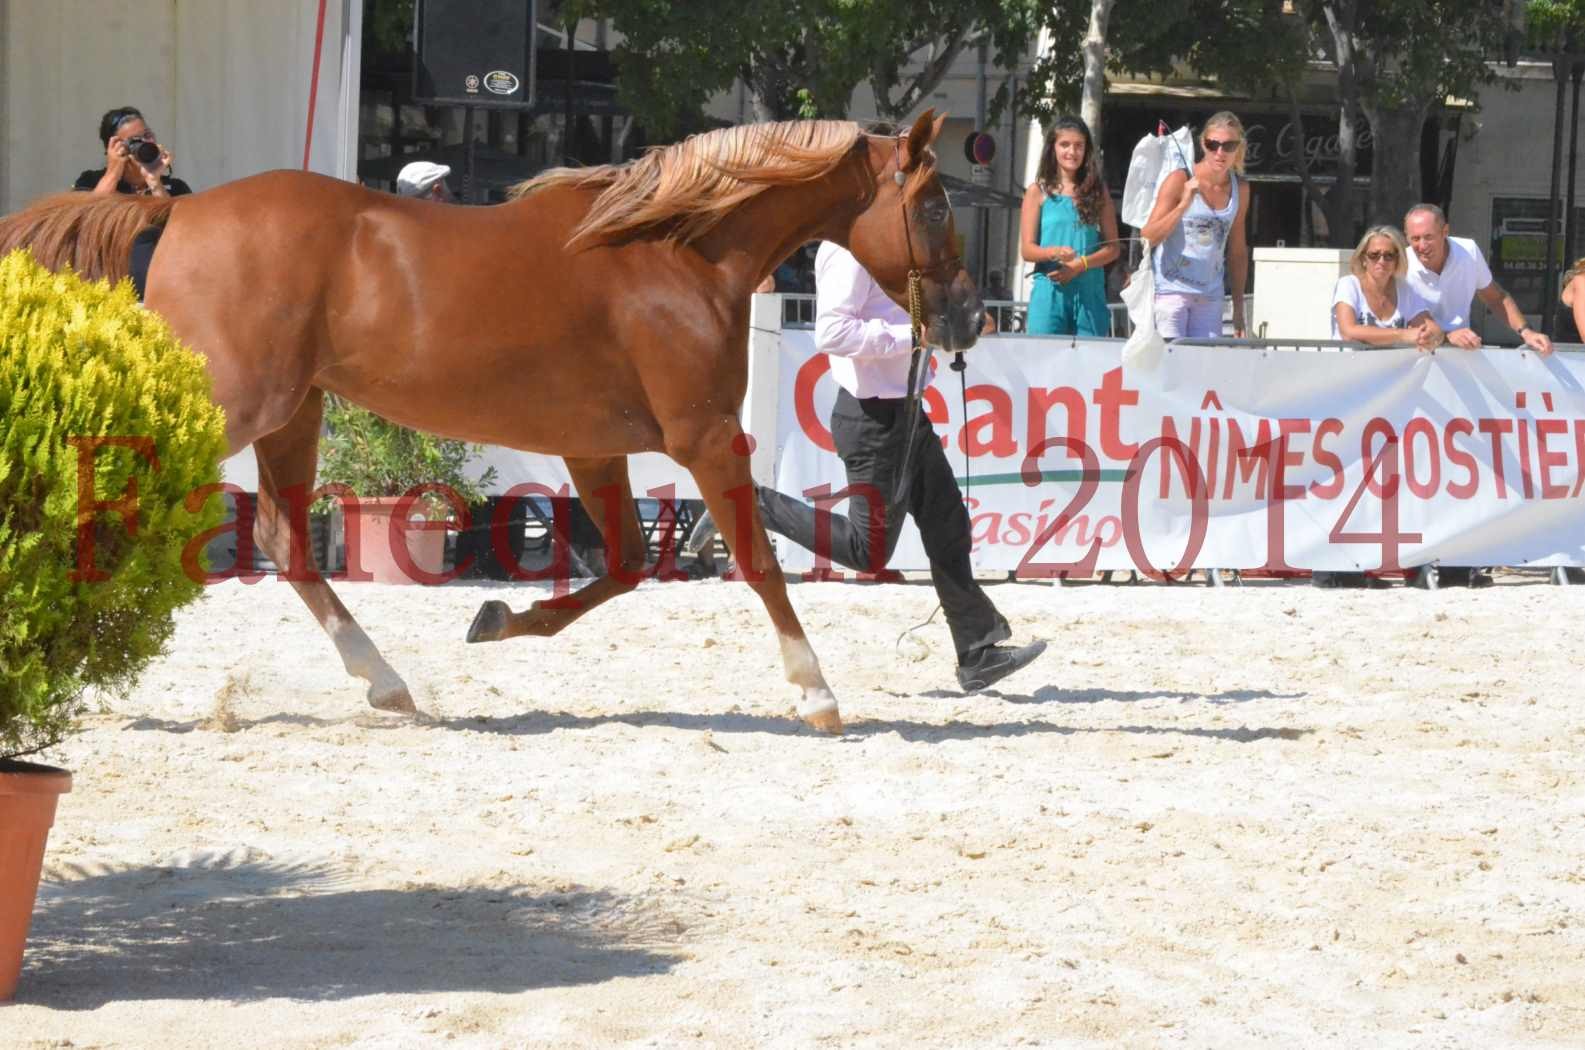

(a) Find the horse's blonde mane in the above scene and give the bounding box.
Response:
[511,119,865,247]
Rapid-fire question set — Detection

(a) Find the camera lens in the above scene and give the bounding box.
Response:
[131,139,161,165]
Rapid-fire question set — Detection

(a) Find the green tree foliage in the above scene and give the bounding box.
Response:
[316,397,496,519]
[1302,1,1514,228]
[1026,0,1515,240]
[1526,0,1585,47]
[0,251,227,759]
[570,0,1038,134]
[1023,1,1309,124]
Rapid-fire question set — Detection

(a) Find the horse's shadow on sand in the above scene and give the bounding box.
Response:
[123,687,1313,745]
[424,708,1312,745]
[22,859,682,1009]
[412,682,1311,743]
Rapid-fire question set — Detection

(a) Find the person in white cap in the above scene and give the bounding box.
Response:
[396,161,454,201]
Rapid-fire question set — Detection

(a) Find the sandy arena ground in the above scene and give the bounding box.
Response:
[6,573,1585,1048]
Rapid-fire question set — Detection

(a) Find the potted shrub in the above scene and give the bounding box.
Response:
[0,250,226,998]
[316,396,495,584]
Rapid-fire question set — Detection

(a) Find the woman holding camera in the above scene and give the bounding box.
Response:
[74,106,191,198]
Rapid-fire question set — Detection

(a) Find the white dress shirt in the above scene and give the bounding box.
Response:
[814,241,935,399]
[1404,236,1493,331]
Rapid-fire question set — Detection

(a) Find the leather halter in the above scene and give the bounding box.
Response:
[892,134,965,285]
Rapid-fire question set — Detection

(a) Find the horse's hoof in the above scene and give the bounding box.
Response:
[801,707,844,734]
[797,691,843,735]
[368,681,417,714]
[467,600,511,643]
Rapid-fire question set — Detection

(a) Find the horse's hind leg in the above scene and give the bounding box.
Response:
[466,456,648,642]
[671,418,841,733]
[251,389,415,713]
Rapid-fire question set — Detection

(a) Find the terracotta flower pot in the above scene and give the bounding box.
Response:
[0,760,71,1000]
[343,496,448,584]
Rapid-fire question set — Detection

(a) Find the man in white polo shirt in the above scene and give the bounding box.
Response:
[1401,203,1550,589]
[1403,203,1552,354]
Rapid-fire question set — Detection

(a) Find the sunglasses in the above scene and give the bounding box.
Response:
[1365,250,1398,262]
[1203,139,1240,153]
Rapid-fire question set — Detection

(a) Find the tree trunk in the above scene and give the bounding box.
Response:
[1329,99,1361,245]
[1317,0,1360,246]
[1363,101,1430,227]
[1284,83,1332,247]
[1080,0,1114,143]
[872,31,970,123]
[747,56,797,122]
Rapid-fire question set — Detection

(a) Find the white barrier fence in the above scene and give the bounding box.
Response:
[769,331,1585,574]
[220,294,1585,575]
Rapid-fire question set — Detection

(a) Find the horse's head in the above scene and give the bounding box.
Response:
[848,110,983,352]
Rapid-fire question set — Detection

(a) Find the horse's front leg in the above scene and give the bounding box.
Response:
[466,456,649,642]
[251,389,415,712]
[669,416,842,734]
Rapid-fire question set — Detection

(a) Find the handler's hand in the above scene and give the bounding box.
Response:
[1447,327,1482,350]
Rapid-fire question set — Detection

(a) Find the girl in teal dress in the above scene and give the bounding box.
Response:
[1020,115,1120,337]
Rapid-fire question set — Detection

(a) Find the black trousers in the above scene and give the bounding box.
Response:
[757,387,1008,662]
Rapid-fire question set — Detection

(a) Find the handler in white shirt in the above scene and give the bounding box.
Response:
[1403,203,1552,353]
[812,240,936,398]
[690,242,1046,693]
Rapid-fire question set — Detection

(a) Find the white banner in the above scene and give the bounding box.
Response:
[770,334,1585,573]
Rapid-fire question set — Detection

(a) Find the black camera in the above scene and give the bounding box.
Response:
[125,136,161,166]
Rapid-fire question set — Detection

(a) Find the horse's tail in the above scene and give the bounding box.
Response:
[0,192,177,285]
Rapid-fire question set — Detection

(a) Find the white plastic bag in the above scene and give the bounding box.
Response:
[1119,125,1195,230]
[1120,247,1165,370]
[1118,124,1193,370]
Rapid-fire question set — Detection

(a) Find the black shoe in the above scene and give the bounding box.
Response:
[684,509,718,556]
[956,640,1048,693]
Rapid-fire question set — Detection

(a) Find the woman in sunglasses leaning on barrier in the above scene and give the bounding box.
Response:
[1331,225,1444,350]
[1138,110,1251,339]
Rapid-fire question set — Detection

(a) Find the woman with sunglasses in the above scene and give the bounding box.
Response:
[1019,115,1119,337]
[1140,111,1250,339]
[74,106,191,198]
[1331,225,1443,349]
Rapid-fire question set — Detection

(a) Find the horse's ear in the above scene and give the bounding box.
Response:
[900,108,942,172]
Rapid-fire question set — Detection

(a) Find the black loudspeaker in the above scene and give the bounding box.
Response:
[414,0,537,109]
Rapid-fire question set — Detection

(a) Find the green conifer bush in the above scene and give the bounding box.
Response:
[0,250,227,758]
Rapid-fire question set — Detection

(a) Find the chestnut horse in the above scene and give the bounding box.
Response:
[0,110,980,733]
